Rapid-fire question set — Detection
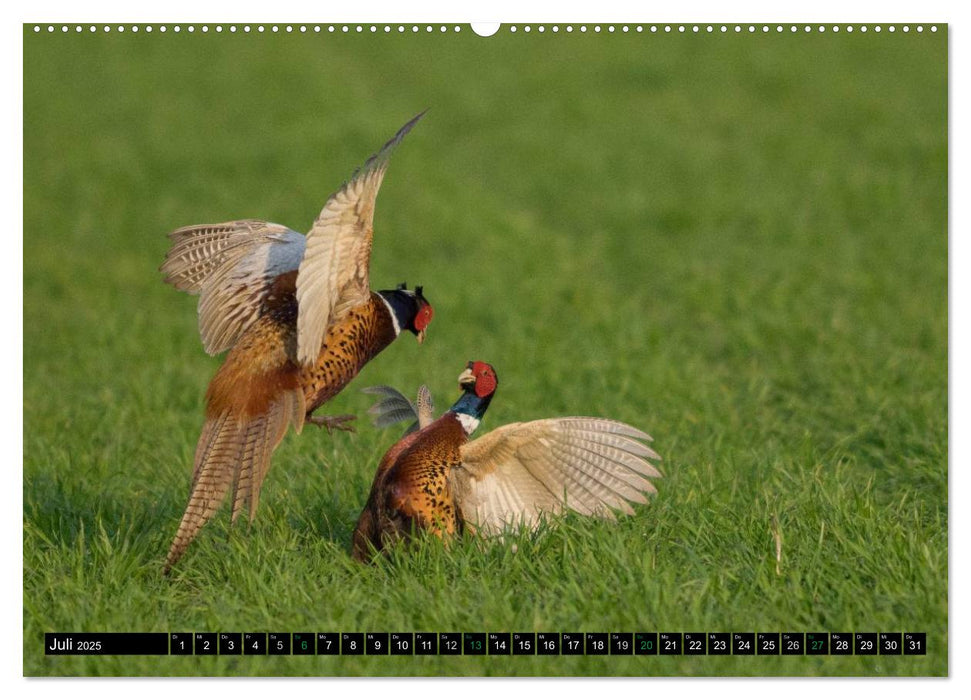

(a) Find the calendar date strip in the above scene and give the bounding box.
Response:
[45,631,927,656]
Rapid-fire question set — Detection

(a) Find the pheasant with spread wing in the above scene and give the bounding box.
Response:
[161,114,434,574]
[352,361,661,561]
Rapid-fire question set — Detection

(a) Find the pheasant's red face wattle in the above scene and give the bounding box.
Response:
[470,361,498,398]
[414,303,434,332]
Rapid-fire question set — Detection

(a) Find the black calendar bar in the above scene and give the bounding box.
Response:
[43,631,928,656]
[45,633,168,655]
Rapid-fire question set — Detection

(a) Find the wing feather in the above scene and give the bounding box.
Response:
[362,385,419,432]
[295,112,424,365]
[544,442,645,508]
[453,417,662,534]
[362,383,436,434]
[415,384,436,428]
[161,220,306,354]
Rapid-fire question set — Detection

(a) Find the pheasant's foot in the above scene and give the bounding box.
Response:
[308,414,357,434]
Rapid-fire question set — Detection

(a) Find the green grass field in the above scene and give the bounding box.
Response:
[23,25,947,676]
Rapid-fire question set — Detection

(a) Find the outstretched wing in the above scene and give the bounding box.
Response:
[161,219,306,355]
[453,418,662,535]
[363,384,436,435]
[295,112,425,365]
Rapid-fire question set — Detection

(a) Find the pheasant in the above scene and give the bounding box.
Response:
[352,361,661,561]
[160,113,434,574]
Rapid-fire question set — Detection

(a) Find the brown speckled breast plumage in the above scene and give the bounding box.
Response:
[352,414,468,561]
[299,294,398,413]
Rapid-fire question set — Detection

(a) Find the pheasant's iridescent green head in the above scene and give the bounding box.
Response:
[452,361,498,434]
[410,286,434,344]
[381,283,434,344]
[458,360,498,399]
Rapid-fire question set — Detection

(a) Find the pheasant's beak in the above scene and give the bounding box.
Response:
[457,367,475,389]
[417,329,426,344]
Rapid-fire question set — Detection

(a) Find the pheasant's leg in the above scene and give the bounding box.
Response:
[308,414,357,434]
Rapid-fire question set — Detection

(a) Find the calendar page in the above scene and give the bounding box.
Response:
[22,19,947,678]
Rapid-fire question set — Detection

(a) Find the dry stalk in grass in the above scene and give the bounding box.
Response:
[771,513,783,576]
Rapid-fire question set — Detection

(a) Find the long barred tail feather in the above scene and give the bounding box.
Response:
[164,390,303,575]
[165,413,243,574]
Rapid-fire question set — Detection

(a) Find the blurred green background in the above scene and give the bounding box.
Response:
[23,24,946,676]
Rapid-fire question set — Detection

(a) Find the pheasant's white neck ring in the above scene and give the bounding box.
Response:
[377,294,402,336]
[456,412,481,435]
[448,388,493,435]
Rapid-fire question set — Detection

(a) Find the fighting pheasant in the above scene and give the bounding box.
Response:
[352,361,661,561]
[161,113,434,574]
